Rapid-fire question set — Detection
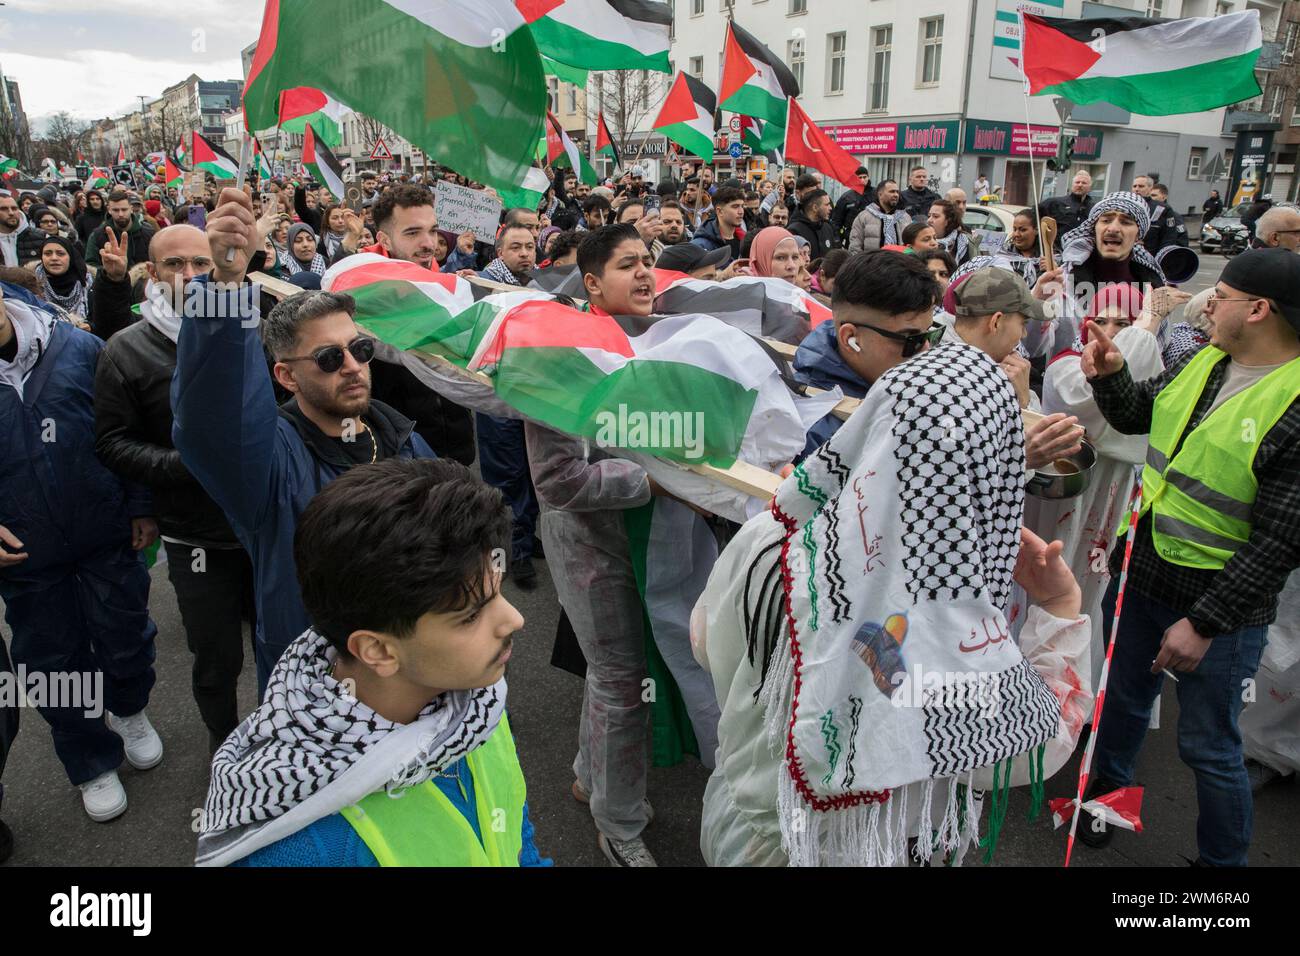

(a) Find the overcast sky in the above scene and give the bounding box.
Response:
[1,0,265,129]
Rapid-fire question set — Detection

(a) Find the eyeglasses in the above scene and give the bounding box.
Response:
[158,256,215,271]
[281,336,376,373]
[850,321,946,358]
[1205,292,1262,310]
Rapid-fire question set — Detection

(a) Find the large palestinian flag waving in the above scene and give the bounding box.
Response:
[278,86,347,146]
[192,132,239,179]
[521,0,671,72]
[652,72,716,161]
[243,0,547,194]
[1022,10,1262,115]
[718,20,799,127]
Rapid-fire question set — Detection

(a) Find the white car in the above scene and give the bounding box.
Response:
[963,202,1021,236]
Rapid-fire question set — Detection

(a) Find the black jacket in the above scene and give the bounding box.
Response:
[86,216,155,269]
[75,208,106,244]
[93,316,242,547]
[829,187,874,248]
[787,211,837,257]
[899,185,941,222]
[1038,192,1095,239]
[1,223,47,267]
[369,359,476,466]
[89,270,137,341]
[1202,196,1223,220]
[1142,197,1188,252]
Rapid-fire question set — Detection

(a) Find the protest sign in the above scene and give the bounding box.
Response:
[434,180,502,244]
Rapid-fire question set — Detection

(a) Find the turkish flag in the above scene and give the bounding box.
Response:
[783,97,864,194]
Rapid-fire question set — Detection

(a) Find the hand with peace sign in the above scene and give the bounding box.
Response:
[1081,321,1126,380]
[100,227,129,282]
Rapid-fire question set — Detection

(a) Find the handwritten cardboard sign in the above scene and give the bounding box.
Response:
[434,180,501,244]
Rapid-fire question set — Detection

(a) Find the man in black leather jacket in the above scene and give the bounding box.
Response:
[93,224,255,752]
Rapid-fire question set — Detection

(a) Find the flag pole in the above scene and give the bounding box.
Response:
[1018,10,1044,235]
[1063,480,1143,867]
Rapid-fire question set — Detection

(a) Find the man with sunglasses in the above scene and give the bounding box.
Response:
[173,188,437,694]
[95,224,257,753]
[1079,249,1300,865]
[792,250,942,460]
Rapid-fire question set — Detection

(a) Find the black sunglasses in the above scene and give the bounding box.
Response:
[281,336,375,373]
[850,321,946,358]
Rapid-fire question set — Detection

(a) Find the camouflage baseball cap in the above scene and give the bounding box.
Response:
[951,267,1047,322]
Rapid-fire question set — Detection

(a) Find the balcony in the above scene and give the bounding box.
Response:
[1222,106,1276,133]
[1257,40,1285,71]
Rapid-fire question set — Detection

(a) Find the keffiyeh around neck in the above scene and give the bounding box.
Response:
[195,628,506,866]
[761,341,1060,865]
[483,257,524,285]
[864,204,904,245]
[1060,191,1165,283]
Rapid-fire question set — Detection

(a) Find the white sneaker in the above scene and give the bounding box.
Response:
[597,833,658,867]
[106,710,163,770]
[79,771,127,822]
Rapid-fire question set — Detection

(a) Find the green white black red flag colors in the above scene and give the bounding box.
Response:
[192,132,240,179]
[243,0,547,195]
[164,156,185,189]
[595,111,620,169]
[0,155,17,175]
[1022,10,1262,115]
[740,115,783,163]
[116,143,126,165]
[783,97,864,193]
[545,111,597,184]
[253,137,273,179]
[719,20,799,127]
[520,0,671,72]
[652,72,716,161]
[302,123,346,201]
[175,134,191,169]
[278,86,346,146]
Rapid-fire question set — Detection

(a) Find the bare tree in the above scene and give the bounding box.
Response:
[353,113,391,154]
[40,111,91,165]
[584,69,672,170]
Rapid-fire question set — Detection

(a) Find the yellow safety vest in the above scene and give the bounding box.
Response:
[1140,346,1300,569]
[339,716,526,866]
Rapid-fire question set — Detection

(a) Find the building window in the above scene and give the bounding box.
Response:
[1215,1,1232,16]
[1284,22,1298,61]
[787,37,805,90]
[789,0,806,14]
[827,32,846,94]
[920,17,943,86]
[1145,0,1163,17]
[1187,147,1206,179]
[1269,85,1284,120]
[690,0,702,15]
[669,0,675,40]
[690,55,704,81]
[595,73,606,112]
[1292,96,1300,126]
[641,70,651,109]
[870,25,892,110]
[567,84,578,113]
[547,77,558,113]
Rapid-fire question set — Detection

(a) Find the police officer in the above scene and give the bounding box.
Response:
[1145,183,1189,251]
[1038,169,1095,239]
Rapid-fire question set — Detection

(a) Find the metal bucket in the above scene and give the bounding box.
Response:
[1027,439,1098,499]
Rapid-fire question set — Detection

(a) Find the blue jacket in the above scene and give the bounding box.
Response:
[171,277,435,691]
[234,760,550,867]
[0,285,150,597]
[791,320,870,461]
[689,217,742,256]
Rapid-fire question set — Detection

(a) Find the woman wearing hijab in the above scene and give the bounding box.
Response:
[317,203,349,262]
[283,222,328,277]
[926,198,980,267]
[749,226,802,285]
[35,235,94,325]
[989,209,1045,290]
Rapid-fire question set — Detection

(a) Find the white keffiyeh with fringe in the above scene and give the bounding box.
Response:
[195,628,505,866]
[760,341,1061,866]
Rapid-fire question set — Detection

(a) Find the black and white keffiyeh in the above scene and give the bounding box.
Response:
[938,230,972,267]
[482,257,524,286]
[1059,191,1165,283]
[195,628,505,866]
[862,204,905,245]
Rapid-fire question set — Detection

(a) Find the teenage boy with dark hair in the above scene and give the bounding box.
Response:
[195,457,547,867]
[792,250,943,457]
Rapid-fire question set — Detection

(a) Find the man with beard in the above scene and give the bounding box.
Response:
[0,191,46,267]
[85,190,155,270]
[480,224,537,286]
[173,187,437,692]
[657,201,692,245]
[899,166,940,222]
[848,179,911,252]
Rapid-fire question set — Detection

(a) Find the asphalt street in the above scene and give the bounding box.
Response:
[4,253,1296,868]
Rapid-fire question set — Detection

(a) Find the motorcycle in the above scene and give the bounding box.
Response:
[1219,229,1249,257]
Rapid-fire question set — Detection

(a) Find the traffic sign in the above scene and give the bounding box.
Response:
[370,138,393,160]
[728,142,743,159]
[728,115,742,134]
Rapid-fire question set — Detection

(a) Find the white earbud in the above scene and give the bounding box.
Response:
[847,336,863,353]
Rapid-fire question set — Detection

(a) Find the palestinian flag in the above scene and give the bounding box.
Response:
[192,132,240,179]
[278,86,346,146]
[498,165,551,212]
[175,134,191,169]
[87,167,112,188]
[302,123,346,201]
[542,55,588,88]
[595,111,620,169]
[253,137,273,179]
[521,0,671,72]
[546,111,598,185]
[652,72,716,161]
[164,156,184,189]
[243,0,547,195]
[0,155,17,175]
[116,143,126,165]
[740,114,783,162]
[654,271,829,345]
[1022,10,1262,115]
[719,20,800,126]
